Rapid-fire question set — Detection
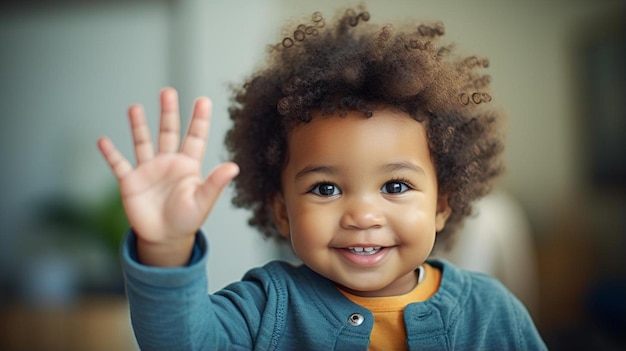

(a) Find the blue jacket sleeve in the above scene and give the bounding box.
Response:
[120,231,268,351]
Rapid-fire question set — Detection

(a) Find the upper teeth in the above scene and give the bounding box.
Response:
[349,247,382,255]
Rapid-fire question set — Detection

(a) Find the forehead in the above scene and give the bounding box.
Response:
[288,107,426,142]
[285,108,434,172]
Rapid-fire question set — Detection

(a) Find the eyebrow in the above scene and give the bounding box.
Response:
[382,161,426,176]
[294,161,425,180]
[295,165,338,180]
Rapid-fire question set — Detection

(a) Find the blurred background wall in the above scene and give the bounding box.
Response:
[0,0,624,350]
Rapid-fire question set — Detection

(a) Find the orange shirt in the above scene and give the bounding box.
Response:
[338,264,441,351]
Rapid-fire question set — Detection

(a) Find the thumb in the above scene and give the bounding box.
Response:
[196,162,240,212]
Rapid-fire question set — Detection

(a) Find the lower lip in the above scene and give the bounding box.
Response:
[337,247,390,266]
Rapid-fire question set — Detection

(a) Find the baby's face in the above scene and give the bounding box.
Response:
[272,108,450,297]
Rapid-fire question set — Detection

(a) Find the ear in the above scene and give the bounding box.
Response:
[435,195,452,232]
[272,193,291,238]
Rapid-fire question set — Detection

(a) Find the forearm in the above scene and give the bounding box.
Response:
[121,231,260,350]
[122,231,211,350]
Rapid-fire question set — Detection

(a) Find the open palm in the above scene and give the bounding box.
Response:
[97,88,238,266]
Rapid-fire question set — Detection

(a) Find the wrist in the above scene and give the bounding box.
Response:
[136,233,197,267]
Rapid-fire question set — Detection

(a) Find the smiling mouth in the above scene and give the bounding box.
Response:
[347,247,382,255]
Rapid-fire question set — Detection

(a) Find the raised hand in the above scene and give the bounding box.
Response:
[97,87,239,266]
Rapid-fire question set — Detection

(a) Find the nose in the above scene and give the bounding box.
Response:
[340,196,385,230]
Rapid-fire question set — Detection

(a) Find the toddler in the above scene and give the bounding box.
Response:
[98,7,546,350]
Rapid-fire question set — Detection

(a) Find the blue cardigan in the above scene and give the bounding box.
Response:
[122,232,547,350]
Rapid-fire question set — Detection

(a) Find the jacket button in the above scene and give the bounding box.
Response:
[348,313,364,326]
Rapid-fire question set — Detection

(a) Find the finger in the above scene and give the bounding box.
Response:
[128,104,155,164]
[196,162,240,212]
[97,137,134,179]
[181,97,211,161]
[158,87,181,153]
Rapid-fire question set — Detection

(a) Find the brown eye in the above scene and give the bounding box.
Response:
[381,181,410,194]
[310,183,340,196]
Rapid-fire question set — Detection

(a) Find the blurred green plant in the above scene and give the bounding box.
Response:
[37,186,128,257]
[21,185,130,295]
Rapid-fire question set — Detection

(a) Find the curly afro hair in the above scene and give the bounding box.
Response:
[225,7,504,246]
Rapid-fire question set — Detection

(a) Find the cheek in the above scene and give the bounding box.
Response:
[393,210,437,260]
[287,205,335,245]
[289,209,326,245]
[390,202,438,238]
